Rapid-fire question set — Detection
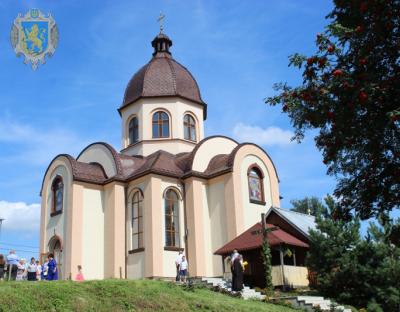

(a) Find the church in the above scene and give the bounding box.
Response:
[39,30,311,284]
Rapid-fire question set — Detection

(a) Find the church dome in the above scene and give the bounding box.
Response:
[121,33,207,118]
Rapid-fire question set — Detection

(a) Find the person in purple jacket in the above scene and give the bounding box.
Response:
[46,253,58,281]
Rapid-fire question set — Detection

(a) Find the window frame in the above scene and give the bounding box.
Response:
[152,111,170,138]
[128,116,139,145]
[164,189,180,248]
[51,176,64,217]
[130,190,144,252]
[183,114,197,142]
[247,164,266,205]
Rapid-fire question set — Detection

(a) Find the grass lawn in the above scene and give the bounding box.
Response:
[0,279,297,312]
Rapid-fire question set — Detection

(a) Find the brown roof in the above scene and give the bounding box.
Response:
[214,223,309,255]
[120,33,207,118]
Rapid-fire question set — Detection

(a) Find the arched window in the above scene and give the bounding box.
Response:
[152,111,169,138]
[183,114,196,142]
[165,189,180,247]
[131,191,143,250]
[51,176,64,216]
[248,166,265,203]
[128,117,139,144]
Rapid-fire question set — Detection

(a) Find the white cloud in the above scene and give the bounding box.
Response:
[0,119,90,165]
[0,201,40,232]
[233,122,293,146]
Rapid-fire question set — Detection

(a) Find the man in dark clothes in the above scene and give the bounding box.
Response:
[231,255,244,291]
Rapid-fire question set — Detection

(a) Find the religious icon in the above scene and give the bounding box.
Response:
[10,9,59,70]
[249,170,262,201]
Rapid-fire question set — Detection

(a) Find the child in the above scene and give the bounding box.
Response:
[179,256,188,283]
[75,265,85,282]
[41,258,49,281]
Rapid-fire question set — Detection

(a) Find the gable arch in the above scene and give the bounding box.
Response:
[230,143,280,207]
[191,136,238,172]
[77,142,122,178]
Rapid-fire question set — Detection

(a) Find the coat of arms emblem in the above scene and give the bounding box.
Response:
[11,9,59,70]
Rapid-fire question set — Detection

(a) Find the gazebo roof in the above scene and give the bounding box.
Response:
[214,223,309,256]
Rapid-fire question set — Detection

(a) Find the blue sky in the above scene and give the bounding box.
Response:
[0,0,339,259]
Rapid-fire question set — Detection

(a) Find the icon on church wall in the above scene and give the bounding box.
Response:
[249,176,262,201]
[10,9,59,70]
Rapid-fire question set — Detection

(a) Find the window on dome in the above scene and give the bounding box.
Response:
[165,189,180,248]
[248,166,265,204]
[152,111,170,138]
[131,191,143,250]
[51,176,64,216]
[128,117,139,144]
[183,114,196,142]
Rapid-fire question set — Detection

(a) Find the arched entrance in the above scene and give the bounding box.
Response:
[48,235,63,280]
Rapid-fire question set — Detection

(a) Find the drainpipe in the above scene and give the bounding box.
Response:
[124,185,128,279]
[179,179,189,261]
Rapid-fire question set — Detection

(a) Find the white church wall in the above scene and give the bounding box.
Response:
[240,155,271,230]
[82,187,105,280]
[77,144,118,177]
[126,251,145,279]
[121,97,203,156]
[192,137,237,172]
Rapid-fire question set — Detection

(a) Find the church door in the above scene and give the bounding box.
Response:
[49,238,63,280]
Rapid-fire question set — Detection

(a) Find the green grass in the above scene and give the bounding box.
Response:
[0,279,297,312]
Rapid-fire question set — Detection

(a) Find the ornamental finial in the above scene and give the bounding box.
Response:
[157,12,165,33]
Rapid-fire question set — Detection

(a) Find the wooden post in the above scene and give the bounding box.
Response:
[279,245,286,289]
[293,248,297,267]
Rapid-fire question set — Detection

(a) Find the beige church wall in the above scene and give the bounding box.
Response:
[204,180,227,277]
[77,144,118,177]
[185,177,207,277]
[126,179,146,280]
[143,175,163,278]
[160,179,186,278]
[227,144,280,237]
[40,159,73,279]
[104,182,126,279]
[192,137,238,172]
[126,251,145,279]
[121,97,204,156]
[240,154,272,230]
[82,187,105,280]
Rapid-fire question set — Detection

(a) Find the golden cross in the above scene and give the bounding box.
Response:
[157,12,165,33]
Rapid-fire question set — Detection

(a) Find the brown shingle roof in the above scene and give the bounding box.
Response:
[214,223,309,256]
[120,33,207,118]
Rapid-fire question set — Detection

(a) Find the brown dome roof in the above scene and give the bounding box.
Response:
[120,33,207,119]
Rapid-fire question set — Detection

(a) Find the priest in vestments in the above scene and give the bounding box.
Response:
[231,256,244,291]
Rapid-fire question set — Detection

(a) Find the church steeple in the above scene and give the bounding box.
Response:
[152,13,172,56]
[151,33,173,56]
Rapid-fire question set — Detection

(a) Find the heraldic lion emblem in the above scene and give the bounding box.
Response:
[11,9,59,70]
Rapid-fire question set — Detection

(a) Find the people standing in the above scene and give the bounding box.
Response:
[6,250,19,281]
[16,259,26,281]
[36,260,42,281]
[231,254,244,292]
[47,253,58,281]
[75,265,85,282]
[175,250,184,282]
[0,254,5,281]
[41,257,49,281]
[27,257,38,281]
[179,256,188,283]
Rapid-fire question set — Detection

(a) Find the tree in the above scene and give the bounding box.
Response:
[307,201,400,310]
[290,196,330,218]
[266,0,400,220]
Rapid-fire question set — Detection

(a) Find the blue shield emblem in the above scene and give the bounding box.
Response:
[21,21,49,55]
[11,9,58,70]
